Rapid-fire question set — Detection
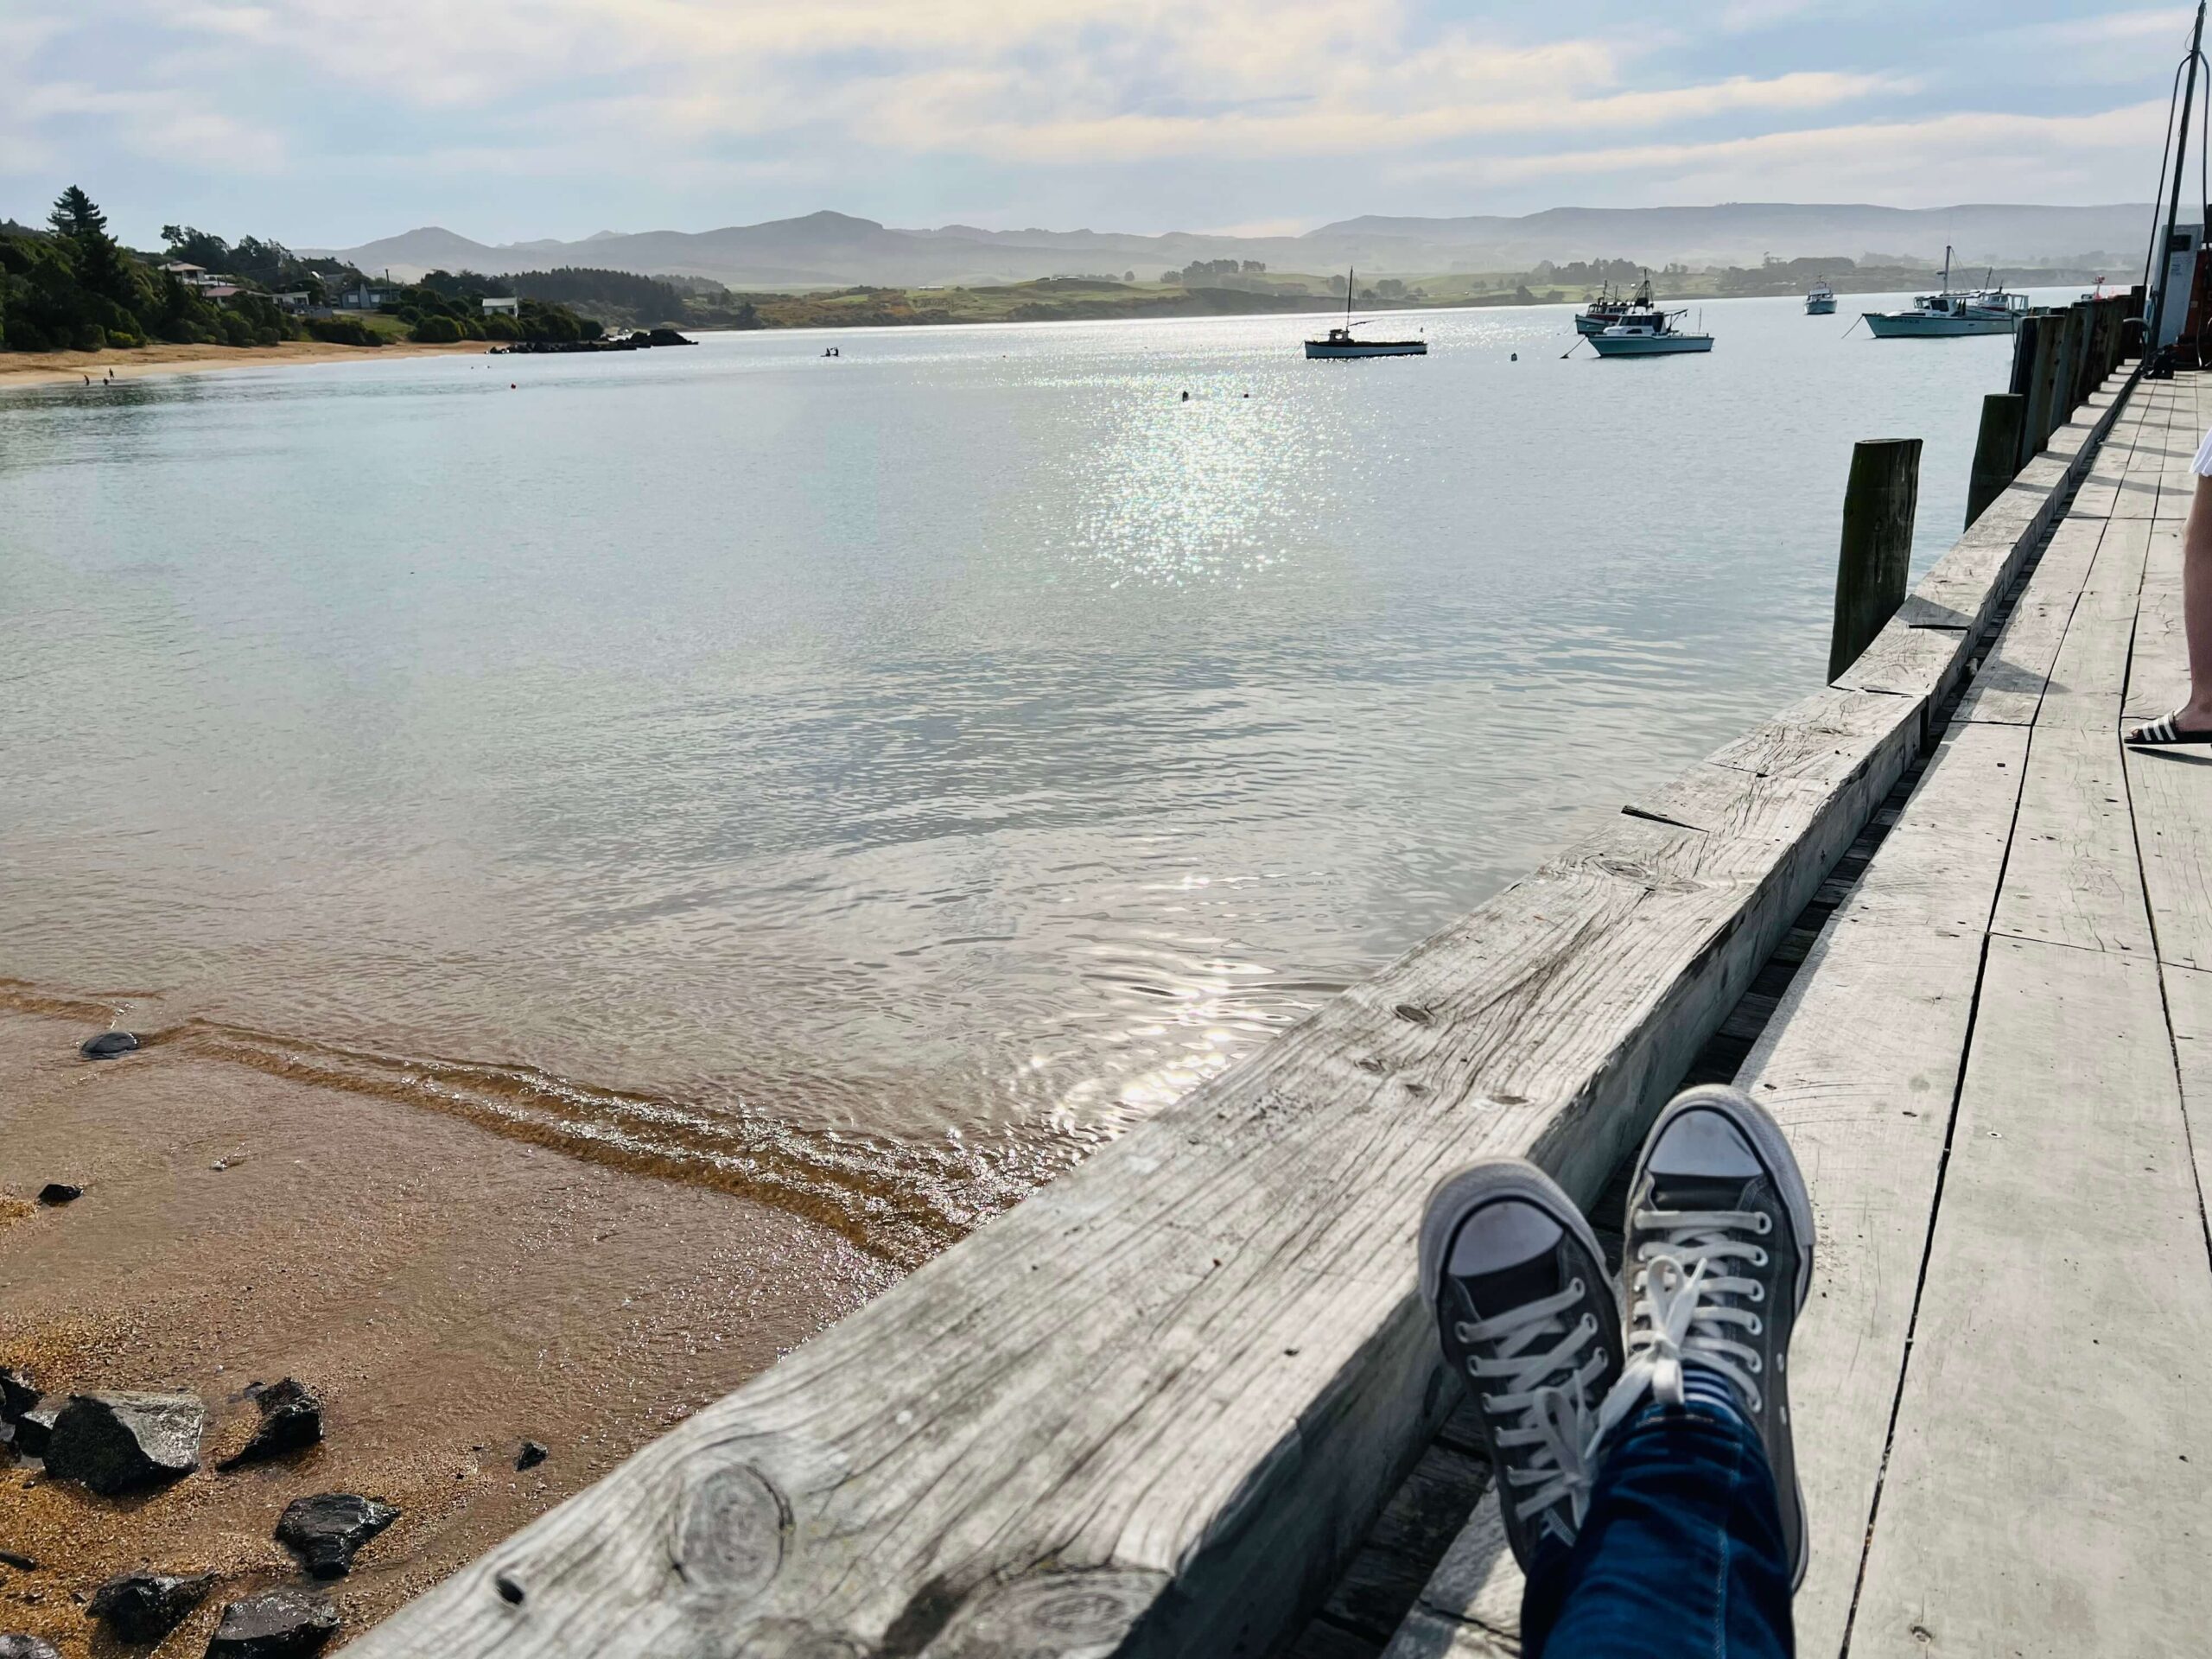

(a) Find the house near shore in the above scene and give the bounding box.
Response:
[161,262,233,291]
[480,296,519,316]
[338,283,401,310]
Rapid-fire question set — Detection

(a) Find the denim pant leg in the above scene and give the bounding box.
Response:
[1519,1402,1794,1659]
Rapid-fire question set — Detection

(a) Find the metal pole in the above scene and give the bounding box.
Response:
[2149,0,2208,358]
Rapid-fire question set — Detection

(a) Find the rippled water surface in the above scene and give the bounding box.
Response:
[0,296,2055,1245]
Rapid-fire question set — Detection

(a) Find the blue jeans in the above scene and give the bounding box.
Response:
[1521,1401,1794,1659]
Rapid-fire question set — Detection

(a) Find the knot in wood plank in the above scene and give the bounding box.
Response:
[919,1568,1169,1658]
[670,1463,786,1602]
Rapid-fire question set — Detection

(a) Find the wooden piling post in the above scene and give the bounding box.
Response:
[2059,306,2090,416]
[2016,315,2056,468]
[1966,394,2026,530]
[1829,437,1923,681]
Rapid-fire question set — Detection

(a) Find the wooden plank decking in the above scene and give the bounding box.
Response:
[1379,367,2212,1659]
[335,324,2147,1659]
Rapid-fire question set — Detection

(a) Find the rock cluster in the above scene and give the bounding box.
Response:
[77,1030,138,1058]
[0,1362,425,1656]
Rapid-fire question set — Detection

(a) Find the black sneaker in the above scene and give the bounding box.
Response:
[1605,1084,1816,1588]
[1420,1158,1624,1569]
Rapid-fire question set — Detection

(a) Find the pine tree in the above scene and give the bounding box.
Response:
[48,186,107,243]
[45,185,137,310]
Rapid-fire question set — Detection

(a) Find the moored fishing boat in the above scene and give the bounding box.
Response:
[1303,268,1427,358]
[1588,296,1713,356]
[1574,282,1634,335]
[1863,245,2027,337]
[1805,278,1836,315]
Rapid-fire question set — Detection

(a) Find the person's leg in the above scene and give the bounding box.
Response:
[1528,1084,1813,1658]
[1528,1395,1793,1658]
[2127,463,2212,742]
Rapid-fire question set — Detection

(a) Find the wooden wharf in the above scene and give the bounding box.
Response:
[346,306,2193,1659]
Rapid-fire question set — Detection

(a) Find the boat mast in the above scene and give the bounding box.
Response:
[1344,267,1354,330]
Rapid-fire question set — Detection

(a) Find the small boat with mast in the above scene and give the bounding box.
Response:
[1862,245,2027,337]
[1304,268,1427,358]
[1805,277,1836,315]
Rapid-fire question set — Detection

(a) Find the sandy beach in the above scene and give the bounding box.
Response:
[0,339,494,390]
[0,1006,892,1656]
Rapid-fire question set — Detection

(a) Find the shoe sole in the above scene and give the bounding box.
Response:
[1418,1158,1615,1329]
[1636,1083,1815,1590]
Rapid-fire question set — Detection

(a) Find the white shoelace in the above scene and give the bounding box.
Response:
[1591,1204,1771,1447]
[1457,1279,1610,1531]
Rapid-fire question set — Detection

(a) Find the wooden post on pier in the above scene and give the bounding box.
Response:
[1966,394,2027,530]
[1829,437,1923,680]
[2060,306,2091,416]
[2014,315,2054,468]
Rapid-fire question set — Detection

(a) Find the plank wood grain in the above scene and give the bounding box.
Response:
[1847,937,2212,1659]
[1950,516,2107,727]
[1731,724,2029,1657]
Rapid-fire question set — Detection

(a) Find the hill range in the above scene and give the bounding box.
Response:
[308,202,2153,288]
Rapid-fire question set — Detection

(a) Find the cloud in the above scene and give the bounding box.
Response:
[1427,100,2169,207]
[2,0,2177,240]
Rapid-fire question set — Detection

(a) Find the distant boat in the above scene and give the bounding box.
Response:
[1589,293,1713,357]
[1575,282,1635,335]
[1305,268,1427,358]
[1805,279,1837,315]
[1863,246,2027,337]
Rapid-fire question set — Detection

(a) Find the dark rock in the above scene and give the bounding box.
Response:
[515,1440,548,1471]
[78,1031,138,1059]
[275,1492,397,1578]
[0,1369,35,1422]
[217,1379,322,1471]
[42,1392,204,1493]
[87,1570,214,1643]
[0,1636,61,1659]
[12,1402,59,1459]
[207,1589,338,1659]
[0,1551,34,1571]
[34,1185,79,1206]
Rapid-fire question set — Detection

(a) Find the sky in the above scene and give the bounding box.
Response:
[0,2,2196,249]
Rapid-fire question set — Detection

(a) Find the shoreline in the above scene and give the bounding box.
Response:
[0,1005,890,1654]
[0,338,493,390]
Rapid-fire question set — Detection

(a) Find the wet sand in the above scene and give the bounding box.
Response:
[0,339,493,389]
[0,1007,893,1656]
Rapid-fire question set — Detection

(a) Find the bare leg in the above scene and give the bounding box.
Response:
[2183,475,2212,726]
[2130,474,2212,741]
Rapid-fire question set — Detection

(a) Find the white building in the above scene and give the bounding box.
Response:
[480,296,520,316]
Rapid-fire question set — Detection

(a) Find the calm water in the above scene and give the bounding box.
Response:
[0,294,2058,1253]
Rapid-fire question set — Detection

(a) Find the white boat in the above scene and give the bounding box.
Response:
[1589,301,1713,356]
[1863,246,2027,337]
[1304,268,1427,358]
[1805,279,1836,315]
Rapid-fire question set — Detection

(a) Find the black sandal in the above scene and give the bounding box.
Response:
[2125,711,2212,746]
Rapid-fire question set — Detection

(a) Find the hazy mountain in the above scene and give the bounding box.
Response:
[309,202,2153,288]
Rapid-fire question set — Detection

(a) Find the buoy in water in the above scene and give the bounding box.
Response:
[1510,353,1518,361]
[1180,391,1191,402]
[80,1031,138,1059]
